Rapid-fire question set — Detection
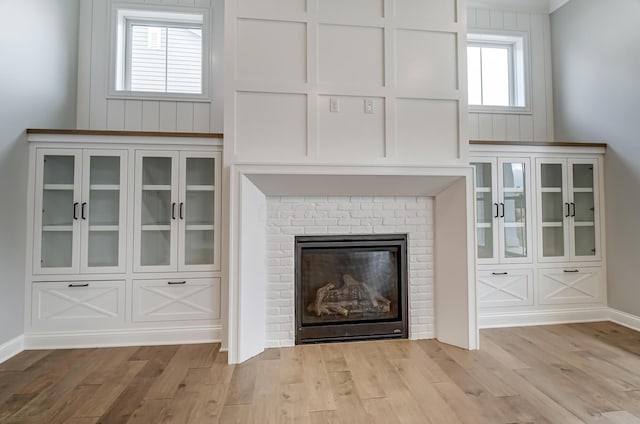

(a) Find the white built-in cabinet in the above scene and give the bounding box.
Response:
[25,131,223,345]
[470,142,607,326]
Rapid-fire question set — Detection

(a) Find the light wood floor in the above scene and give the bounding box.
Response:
[1,322,639,424]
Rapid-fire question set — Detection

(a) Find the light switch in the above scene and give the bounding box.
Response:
[364,98,374,114]
[330,97,340,113]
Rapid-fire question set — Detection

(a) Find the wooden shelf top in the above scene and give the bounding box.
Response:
[469,140,607,148]
[26,129,224,139]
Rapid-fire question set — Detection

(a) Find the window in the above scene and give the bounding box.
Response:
[467,33,528,111]
[112,7,207,98]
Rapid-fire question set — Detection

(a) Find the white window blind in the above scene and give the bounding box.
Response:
[128,24,203,94]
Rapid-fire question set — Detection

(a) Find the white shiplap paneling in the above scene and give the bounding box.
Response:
[77,0,222,133]
[467,6,554,142]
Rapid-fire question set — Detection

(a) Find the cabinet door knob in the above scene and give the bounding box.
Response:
[565,203,571,218]
[179,203,185,220]
[81,202,88,220]
[73,202,79,220]
[499,203,505,218]
[172,202,177,220]
[494,203,499,218]
[570,202,576,217]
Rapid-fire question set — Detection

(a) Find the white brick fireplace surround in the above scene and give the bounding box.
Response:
[227,164,479,364]
[266,195,433,347]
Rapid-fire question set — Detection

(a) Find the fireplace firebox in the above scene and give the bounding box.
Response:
[295,234,408,344]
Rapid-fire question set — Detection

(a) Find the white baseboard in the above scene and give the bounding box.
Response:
[479,307,610,329]
[24,325,222,350]
[0,335,25,364]
[608,308,640,332]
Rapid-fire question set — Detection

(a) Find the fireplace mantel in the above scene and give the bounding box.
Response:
[226,164,478,364]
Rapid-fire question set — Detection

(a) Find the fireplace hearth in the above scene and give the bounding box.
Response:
[295,234,408,344]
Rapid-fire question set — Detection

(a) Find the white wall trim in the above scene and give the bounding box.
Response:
[24,325,222,350]
[467,0,569,14]
[608,308,640,333]
[479,307,610,328]
[0,335,25,364]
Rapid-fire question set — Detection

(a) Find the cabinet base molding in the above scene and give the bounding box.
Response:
[23,325,222,350]
[0,335,25,364]
[609,308,640,332]
[479,307,610,329]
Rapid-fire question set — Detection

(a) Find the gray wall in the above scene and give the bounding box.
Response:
[551,0,640,317]
[0,0,79,345]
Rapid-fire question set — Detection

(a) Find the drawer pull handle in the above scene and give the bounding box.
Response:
[68,283,89,288]
[492,272,508,275]
[564,269,579,273]
[168,281,187,285]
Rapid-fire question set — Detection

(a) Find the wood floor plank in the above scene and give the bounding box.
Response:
[341,342,386,400]
[219,404,251,424]
[279,346,304,385]
[73,360,147,418]
[277,382,310,423]
[603,411,640,424]
[10,348,112,419]
[326,371,372,423]
[247,357,281,423]
[98,345,179,424]
[224,356,258,406]
[0,350,52,372]
[0,324,638,424]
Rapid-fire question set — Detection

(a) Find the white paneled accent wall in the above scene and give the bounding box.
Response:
[76,0,224,133]
[265,196,434,347]
[467,6,554,141]
[225,0,468,166]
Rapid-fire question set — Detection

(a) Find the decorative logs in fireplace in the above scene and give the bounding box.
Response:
[307,274,392,317]
[295,234,408,344]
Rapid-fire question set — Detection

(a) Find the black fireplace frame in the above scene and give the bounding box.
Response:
[295,234,408,344]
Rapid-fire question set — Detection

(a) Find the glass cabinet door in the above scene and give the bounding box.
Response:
[570,161,598,258]
[35,150,82,273]
[80,151,127,273]
[135,152,179,271]
[178,152,220,271]
[471,161,498,261]
[499,159,529,261]
[538,161,568,260]
[179,153,216,268]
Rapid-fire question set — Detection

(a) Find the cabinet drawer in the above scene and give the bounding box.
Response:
[477,269,534,308]
[31,281,125,331]
[132,278,221,322]
[538,267,604,305]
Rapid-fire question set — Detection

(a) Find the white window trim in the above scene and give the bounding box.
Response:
[108,2,211,102]
[467,29,532,115]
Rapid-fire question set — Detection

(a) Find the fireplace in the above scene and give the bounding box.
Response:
[295,234,408,344]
